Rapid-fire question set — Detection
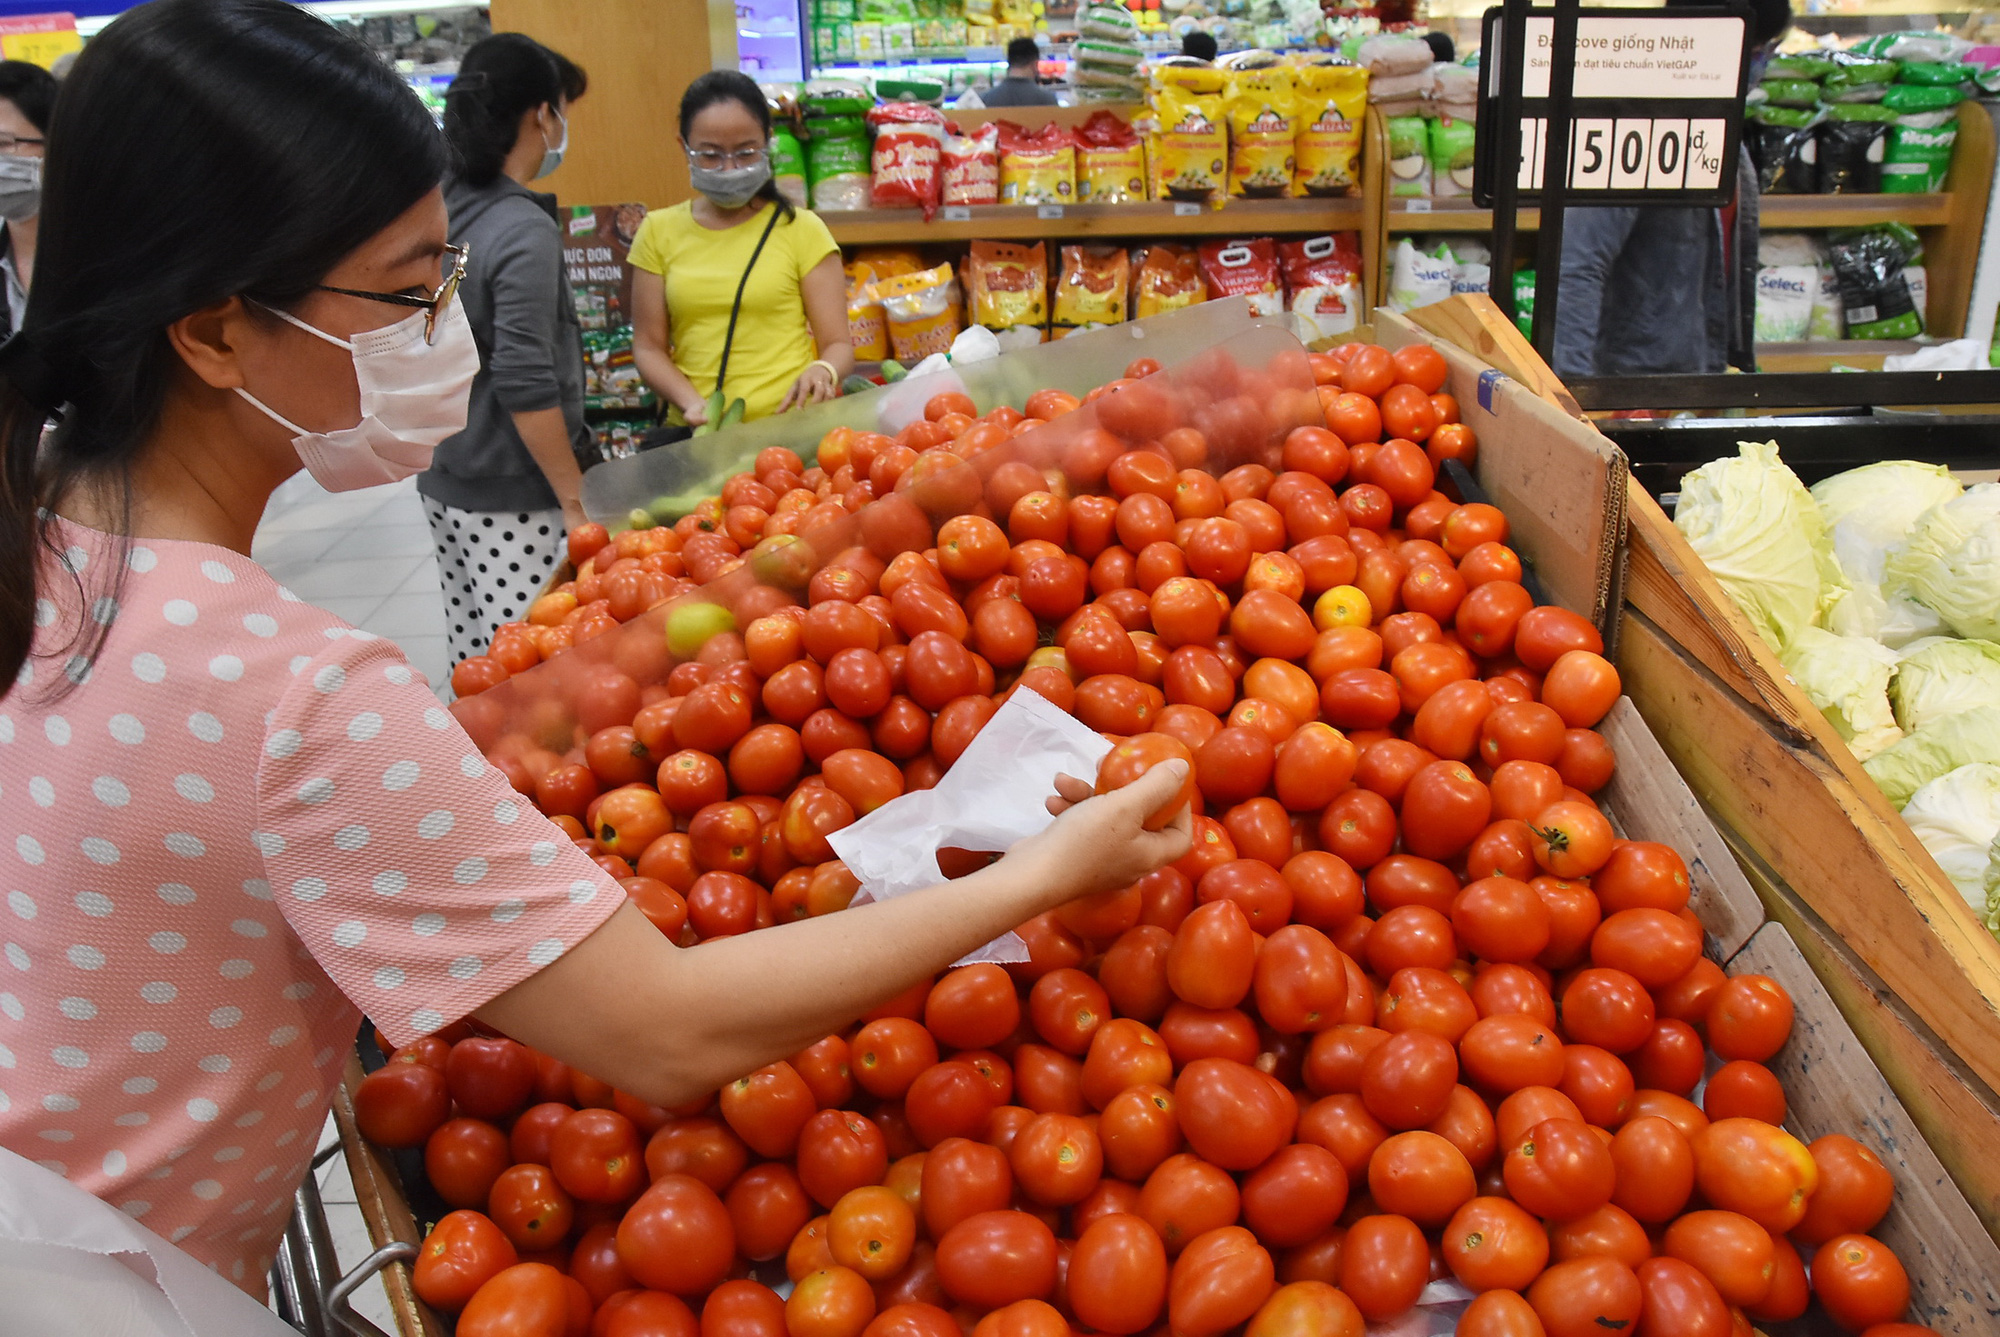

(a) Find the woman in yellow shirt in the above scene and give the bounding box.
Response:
[630,71,852,427]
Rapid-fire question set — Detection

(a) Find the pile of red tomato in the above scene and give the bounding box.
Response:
[376,340,1929,1337]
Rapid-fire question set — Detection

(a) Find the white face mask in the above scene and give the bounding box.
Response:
[535,107,568,180]
[236,296,480,492]
[0,155,40,223]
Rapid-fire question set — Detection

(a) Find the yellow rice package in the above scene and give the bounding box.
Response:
[997,120,1076,205]
[1133,244,1206,318]
[846,275,888,361]
[1149,80,1227,202]
[1226,67,1297,198]
[847,248,923,282]
[877,263,963,362]
[1051,245,1130,339]
[1292,64,1369,197]
[966,240,1049,349]
[1075,110,1147,204]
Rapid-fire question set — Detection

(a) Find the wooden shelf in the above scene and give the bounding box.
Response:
[1384,193,1953,234]
[823,196,1366,246]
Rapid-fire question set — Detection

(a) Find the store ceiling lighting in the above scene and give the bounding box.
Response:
[78,0,490,37]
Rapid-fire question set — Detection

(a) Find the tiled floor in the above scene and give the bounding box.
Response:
[253,473,448,1332]
[251,471,453,693]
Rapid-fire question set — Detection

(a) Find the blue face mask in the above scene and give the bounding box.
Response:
[534,107,568,180]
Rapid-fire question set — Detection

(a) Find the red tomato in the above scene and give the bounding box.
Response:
[550,1108,644,1204]
[415,1210,518,1312]
[1174,1058,1295,1170]
[616,1175,736,1296]
[355,1061,451,1149]
[1635,1257,1732,1337]
[934,1210,1058,1309]
[455,1263,587,1337]
[1068,1214,1169,1334]
[1528,1257,1644,1337]
[1169,1226,1277,1337]
[1442,1195,1547,1292]
[1338,1215,1428,1322]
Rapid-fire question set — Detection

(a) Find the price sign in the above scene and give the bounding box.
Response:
[942,205,972,221]
[1172,201,1202,217]
[1036,204,1065,220]
[1475,6,1750,207]
[0,13,77,69]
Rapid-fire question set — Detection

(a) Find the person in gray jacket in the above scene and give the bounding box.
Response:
[419,33,589,665]
[1551,0,1787,379]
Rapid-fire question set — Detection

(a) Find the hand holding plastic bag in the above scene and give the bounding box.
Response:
[828,689,1115,963]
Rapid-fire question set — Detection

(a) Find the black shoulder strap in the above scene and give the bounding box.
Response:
[714,204,783,396]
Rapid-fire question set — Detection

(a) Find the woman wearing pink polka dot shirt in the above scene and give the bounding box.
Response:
[0,0,1191,1303]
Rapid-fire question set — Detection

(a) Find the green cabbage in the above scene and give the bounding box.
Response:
[1890,638,2000,732]
[1673,442,1843,652]
[1884,483,2000,641]
[1900,763,2000,914]
[1864,703,2000,807]
[1780,626,1904,759]
[1811,461,1962,643]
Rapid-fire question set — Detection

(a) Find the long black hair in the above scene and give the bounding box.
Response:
[443,33,587,188]
[678,69,791,220]
[0,0,449,699]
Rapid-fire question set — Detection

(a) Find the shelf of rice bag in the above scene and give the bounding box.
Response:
[1382,193,1953,233]
[820,196,1368,246]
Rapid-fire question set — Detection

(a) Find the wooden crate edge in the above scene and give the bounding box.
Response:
[334,1055,447,1337]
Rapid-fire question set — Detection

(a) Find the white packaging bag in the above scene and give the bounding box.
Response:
[0,1147,301,1336]
[1388,238,1455,312]
[1755,265,1816,343]
[827,688,1112,964]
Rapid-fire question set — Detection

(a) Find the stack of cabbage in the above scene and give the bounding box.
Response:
[1674,444,2000,937]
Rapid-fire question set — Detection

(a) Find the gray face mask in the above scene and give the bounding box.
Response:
[689,159,771,210]
[0,156,40,223]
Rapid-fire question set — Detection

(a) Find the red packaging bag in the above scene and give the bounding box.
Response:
[1198,236,1283,316]
[866,101,947,215]
[941,120,1000,206]
[1278,233,1363,337]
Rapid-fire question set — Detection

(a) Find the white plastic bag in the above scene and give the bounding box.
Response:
[827,688,1112,964]
[0,1147,300,1336]
[1755,265,1816,342]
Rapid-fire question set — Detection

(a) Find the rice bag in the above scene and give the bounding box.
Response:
[1766,53,1837,81]
[806,115,871,211]
[1151,79,1228,202]
[1385,114,1430,196]
[1808,268,1845,340]
[1512,269,1536,338]
[1074,38,1144,67]
[1052,245,1131,338]
[1199,237,1283,316]
[941,120,1000,205]
[1278,234,1362,338]
[1829,225,1923,340]
[1226,66,1298,198]
[878,263,963,362]
[997,120,1076,205]
[866,101,946,213]
[1292,64,1368,196]
[966,240,1049,349]
[1077,2,1141,41]
[1758,78,1822,108]
[846,273,888,361]
[1428,116,1477,197]
[1356,34,1433,77]
[1387,237,1454,311]
[1824,54,1898,94]
[802,78,872,116]
[1755,266,1815,342]
[1133,244,1206,318]
[1885,111,1959,193]
[771,126,809,209]
[1075,111,1147,204]
[1882,83,1963,113]
[1899,60,1977,86]
[1748,104,1821,193]
[1821,114,1894,194]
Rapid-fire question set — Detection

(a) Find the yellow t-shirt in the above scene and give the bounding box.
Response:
[628,200,841,424]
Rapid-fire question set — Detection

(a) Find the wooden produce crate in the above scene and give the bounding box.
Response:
[341,301,2000,1331]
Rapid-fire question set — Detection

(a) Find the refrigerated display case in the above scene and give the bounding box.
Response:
[739,0,807,81]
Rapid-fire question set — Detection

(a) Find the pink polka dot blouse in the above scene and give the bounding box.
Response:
[0,519,625,1291]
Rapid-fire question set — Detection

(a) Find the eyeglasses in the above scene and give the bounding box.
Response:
[315,244,469,345]
[687,146,766,170]
[0,134,44,155]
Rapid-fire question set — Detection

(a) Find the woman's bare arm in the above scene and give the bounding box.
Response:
[475,764,1190,1105]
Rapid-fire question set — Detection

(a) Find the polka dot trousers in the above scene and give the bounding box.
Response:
[421,497,565,666]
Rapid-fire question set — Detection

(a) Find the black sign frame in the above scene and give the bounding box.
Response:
[1473,4,1754,209]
